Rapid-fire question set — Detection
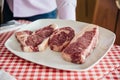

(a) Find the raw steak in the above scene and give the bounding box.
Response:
[61,24,99,64]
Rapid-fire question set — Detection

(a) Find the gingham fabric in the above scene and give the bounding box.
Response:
[0,31,120,80]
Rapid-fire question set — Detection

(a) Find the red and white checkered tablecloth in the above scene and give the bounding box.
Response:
[0,31,120,80]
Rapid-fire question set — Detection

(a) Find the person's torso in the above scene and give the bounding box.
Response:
[7,0,57,17]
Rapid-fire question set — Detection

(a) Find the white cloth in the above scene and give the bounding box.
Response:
[5,0,77,20]
[0,70,16,80]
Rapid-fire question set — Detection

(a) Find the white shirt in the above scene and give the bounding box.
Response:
[6,0,77,20]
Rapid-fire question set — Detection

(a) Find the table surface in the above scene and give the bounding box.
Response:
[0,30,120,80]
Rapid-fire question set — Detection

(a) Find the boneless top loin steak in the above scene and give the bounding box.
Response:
[61,24,99,64]
[49,27,75,52]
[15,24,58,52]
[15,23,99,64]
